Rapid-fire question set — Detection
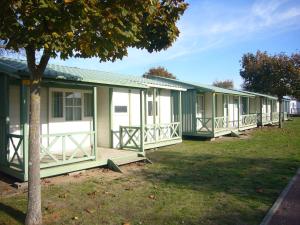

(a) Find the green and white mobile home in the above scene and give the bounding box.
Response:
[147,76,258,138]
[238,91,280,126]
[0,57,185,181]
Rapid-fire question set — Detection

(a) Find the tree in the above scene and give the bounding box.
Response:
[143,66,176,79]
[240,51,300,128]
[212,79,234,89]
[0,1,187,224]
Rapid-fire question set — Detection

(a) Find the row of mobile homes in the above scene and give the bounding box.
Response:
[147,76,258,138]
[0,57,185,181]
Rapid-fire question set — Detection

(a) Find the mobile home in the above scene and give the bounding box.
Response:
[238,91,279,126]
[0,57,185,181]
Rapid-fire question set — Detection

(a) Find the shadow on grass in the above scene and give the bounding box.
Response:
[0,203,25,224]
[142,150,299,204]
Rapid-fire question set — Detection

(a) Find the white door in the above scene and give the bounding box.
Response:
[112,88,129,148]
[233,97,239,128]
[145,89,159,142]
[223,95,228,127]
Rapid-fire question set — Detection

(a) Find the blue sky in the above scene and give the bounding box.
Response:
[51,0,300,88]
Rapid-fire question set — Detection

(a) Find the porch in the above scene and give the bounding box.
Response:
[195,114,257,137]
[1,130,146,181]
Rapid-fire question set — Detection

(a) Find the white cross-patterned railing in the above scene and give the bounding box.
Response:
[119,126,141,150]
[144,122,180,144]
[214,117,226,129]
[7,134,24,170]
[257,113,272,124]
[40,131,96,168]
[196,117,212,132]
[240,114,257,127]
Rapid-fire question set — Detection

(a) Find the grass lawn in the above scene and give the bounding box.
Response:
[1,119,300,225]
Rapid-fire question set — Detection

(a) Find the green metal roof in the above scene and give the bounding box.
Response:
[237,90,278,100]
[146,76,255,96]
[0,57,185,90]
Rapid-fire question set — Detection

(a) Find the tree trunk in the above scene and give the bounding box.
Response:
[25,73,42,225]
[279,99,283,129]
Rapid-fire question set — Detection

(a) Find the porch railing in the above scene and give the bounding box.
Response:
[257,113,272,124]
[196,117,212,132]
[40,131,96,168]
[119,126,141,150]
[240,114,257,127]
[196,114,257,132]
[6,134,24,171]
[119,122,181,151]
[144,122,180,144]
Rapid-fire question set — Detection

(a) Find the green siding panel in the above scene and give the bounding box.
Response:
[182,90,196,134]
[0,74,8,166]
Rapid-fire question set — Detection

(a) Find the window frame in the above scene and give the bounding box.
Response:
[49,88,93,122]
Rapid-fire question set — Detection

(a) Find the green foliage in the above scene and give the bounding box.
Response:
[212,79,234,89]
[143,66,176,79]
[0,0,187,62]
[240,51,300,99]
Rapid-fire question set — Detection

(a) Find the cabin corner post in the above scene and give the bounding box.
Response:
[260,97,263,127]
[93,86,97,159]
[238,96,240,129]
[109,88,113,148]
[20,80,29,180]
[178,91,182,137]
[211,92,215,135]
[0,75,7,166]
[140,89,145,153]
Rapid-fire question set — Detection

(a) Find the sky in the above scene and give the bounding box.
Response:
[51,0,300,88]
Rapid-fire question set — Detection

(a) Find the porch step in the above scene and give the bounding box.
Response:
[107,155,149,173]
[231,130,240,137]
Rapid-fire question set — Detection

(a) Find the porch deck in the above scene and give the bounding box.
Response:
[1,147,145,181]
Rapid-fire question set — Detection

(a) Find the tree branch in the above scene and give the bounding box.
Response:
[25,46,36,77]
[37,49,50,73]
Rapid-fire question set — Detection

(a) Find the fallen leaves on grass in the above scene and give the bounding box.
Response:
[58,193,68,198]
[148,194,156,200]
[85,208,95,214]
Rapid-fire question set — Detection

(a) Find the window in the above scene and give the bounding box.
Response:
[84,93,93,117]
[147,101,158,116]
[242,97,248,115]
[65,92,82,121]
[114,105,128,113]
[196,95,204,116]
[52,92,63,118]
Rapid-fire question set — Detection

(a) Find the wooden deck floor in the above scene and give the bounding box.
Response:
[96,147,139,161]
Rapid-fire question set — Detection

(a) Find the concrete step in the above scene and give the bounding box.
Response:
[112,155,147,166]
[107,154,150,172]
[231,130,240,137]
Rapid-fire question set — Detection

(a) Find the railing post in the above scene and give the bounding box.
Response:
[211,93,215,134]
[140,90,145,153]
[119,127,123,149]
[93,87,97,159]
